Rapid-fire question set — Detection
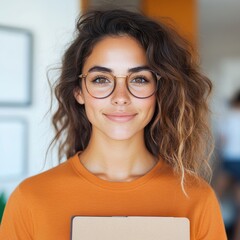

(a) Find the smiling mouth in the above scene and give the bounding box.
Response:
[103,113,137,123]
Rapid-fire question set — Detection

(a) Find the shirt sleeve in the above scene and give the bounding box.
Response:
[0,185,34,240]
[196,186,227,240]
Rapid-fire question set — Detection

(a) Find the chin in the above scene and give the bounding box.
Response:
[103,129,140,141]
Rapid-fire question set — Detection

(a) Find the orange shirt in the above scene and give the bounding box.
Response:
[0,152,227,240]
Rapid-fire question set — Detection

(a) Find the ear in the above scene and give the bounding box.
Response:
[73,87,85,105]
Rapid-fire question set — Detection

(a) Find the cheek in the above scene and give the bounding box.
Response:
[141,96,156,117]
[83,97,105,121]
[145,99,157,126]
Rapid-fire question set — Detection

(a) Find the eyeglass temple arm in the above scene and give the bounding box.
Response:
[79,74,88,79]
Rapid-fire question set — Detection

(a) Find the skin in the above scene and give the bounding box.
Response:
[74,35,159,182]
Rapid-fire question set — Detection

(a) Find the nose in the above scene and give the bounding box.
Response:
[111,78,131,106]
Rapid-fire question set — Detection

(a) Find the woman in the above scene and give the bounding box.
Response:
[0,9,227,240]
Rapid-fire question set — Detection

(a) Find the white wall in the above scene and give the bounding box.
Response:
[0,0,80,197]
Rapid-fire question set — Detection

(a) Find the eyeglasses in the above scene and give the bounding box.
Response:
[78,70,161,99]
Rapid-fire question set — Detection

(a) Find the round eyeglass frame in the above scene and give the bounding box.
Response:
[78,70,161,99]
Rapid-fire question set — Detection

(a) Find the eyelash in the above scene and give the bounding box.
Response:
[131,76,150,84]
[92,76,111,84]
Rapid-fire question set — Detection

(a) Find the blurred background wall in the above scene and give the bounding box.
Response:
[0,0,79,197]
[1,0,240,238]
[199,0,240,129]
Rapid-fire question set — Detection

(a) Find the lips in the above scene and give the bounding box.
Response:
[103,113,137,123]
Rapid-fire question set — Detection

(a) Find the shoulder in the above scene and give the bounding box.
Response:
[159,160,217,201]
[185,174,218,208]
[17,155,75,198]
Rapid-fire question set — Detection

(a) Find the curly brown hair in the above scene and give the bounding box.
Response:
[47,8,213,193]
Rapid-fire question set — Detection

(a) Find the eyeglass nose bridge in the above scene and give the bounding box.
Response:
[104,75,132,98]
[111,75,131,98]
[112,75,130,82]
[114,75,128,78]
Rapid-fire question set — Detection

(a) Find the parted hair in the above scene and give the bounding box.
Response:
[47,8,214,192]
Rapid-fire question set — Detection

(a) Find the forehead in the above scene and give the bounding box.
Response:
[82,36,148,74]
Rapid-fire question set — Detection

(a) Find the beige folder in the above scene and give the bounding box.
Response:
[71,216,190,240]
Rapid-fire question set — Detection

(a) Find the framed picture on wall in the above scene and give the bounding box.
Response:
[0,26,33,106]
[0,118,28,180]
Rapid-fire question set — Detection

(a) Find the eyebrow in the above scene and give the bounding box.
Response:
[88,65,152,73]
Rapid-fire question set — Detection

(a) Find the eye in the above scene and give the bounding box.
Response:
[131,76,149,84]
[92,76,111,84]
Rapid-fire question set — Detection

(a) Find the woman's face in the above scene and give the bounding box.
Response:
[74,36,156,141]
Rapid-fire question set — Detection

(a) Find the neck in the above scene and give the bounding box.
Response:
[79,130,158,181]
